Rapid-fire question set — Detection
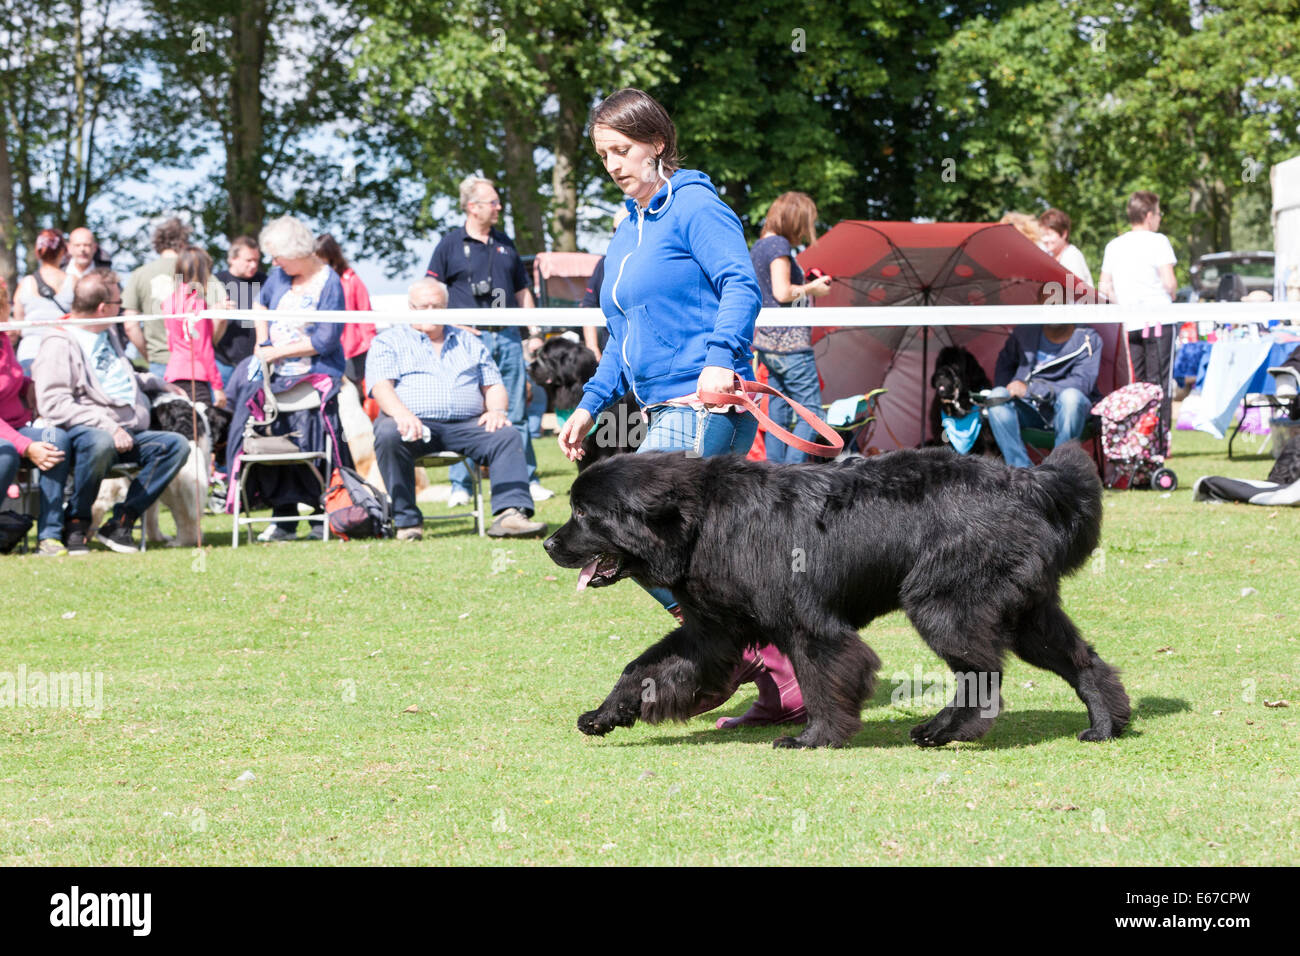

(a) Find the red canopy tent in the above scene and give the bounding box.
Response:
[791,221,1128,452]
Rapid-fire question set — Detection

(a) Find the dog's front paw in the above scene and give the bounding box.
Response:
[577,709,613,736]
[772,735,806,749]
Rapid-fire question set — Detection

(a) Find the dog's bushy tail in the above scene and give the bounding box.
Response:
[1029,442,1103,576]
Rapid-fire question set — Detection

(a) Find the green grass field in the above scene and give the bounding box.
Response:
[1,429,1296,865]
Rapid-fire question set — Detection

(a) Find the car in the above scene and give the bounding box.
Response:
[1189,251,1274,301]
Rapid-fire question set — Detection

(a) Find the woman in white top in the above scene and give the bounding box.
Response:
[13,229,74,367]
[1037,208,1093,289]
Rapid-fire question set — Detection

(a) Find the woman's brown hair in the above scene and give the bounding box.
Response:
[177,246,213,297]
[314,233,350,277]
[588,88,680,173]
[764,192,819,247]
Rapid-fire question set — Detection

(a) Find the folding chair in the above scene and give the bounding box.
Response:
[415,452,485,536]
[1228,364,1300,459]
[1021,419,1105,475]
[232,359,332,547]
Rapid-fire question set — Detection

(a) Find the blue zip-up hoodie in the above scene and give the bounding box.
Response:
[577,169,761,417]
[994,325,1104,403]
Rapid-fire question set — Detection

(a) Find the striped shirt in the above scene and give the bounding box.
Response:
[366,324,503,422]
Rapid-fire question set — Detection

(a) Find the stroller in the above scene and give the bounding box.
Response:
[1091,382,1178,491]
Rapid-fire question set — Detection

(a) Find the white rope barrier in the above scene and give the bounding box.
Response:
[1,300,1296,332]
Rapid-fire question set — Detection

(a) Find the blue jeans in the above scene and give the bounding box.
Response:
[216,360,236,390]
[986,387,1091,468]
[149,362,167,379]
[636,404,758,609]
[449,328,538,490]
[64,425,190,523]
[0,426,71,540]
[755,349,824,463]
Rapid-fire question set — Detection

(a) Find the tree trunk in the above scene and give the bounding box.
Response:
[226,2,267,238]
[0,116,17,290]
[549,89,582,252]
[502,116,546,254]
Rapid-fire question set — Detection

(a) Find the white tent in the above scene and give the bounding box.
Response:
[1272,155,1300,302]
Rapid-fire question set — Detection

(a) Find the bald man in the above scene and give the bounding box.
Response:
[366,279,546,540]
[66,228,99,283]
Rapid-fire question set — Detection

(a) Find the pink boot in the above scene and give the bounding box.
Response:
[715,645,807,728]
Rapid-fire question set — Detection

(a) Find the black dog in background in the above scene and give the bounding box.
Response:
[930,345,999,456]
[544,445,1129,749]
[530,336,642,470]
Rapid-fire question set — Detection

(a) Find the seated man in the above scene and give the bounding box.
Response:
[367,279,546,540]
[987,323,1102,468]
[32,269,189,553]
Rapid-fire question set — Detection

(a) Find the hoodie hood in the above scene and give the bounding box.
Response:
[623,168,716,220]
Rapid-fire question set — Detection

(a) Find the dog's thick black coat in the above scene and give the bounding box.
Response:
[530,336,642,469]
[544,444,1129,748]
[929,345,998,456]
[530,337,598,411]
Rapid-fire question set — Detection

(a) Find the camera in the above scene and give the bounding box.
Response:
[470,279,492,297]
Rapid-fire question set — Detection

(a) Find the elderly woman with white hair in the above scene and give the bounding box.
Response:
[223,214,351,540]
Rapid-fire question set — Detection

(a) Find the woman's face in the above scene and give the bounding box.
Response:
[274,254,317,278]
[1040,227,1068,258]
[592,124,664,207]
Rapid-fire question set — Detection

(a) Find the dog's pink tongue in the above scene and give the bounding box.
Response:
[577,560,599,592]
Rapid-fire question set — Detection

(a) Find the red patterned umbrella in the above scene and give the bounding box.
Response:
[790,221,1116,451]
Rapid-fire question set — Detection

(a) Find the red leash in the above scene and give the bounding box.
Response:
[696,376,844,457]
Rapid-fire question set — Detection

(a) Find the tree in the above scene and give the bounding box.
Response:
[354,0,670,255]
[0,0,192,284]
[139,0,381,250]
[928,0,1300,273]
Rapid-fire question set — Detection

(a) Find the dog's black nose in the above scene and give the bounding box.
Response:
[543,535,556,553]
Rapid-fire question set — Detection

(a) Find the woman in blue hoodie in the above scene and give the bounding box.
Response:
[557,88,807,729]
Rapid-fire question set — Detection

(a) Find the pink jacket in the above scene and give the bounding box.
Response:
[340,268,376,360]
[162,288,223,391]
[0,333,34,455]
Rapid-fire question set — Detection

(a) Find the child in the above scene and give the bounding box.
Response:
[161,247,228,408]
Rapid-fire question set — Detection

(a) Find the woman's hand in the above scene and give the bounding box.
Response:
[557,409,595,462]
[213,388,227,410]
[697,366,740,410]
[804,274,833,298]
[24,441,65,471]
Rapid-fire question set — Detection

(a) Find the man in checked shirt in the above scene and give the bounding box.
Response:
[367,279,546,540]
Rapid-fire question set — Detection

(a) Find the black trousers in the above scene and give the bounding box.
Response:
[1128,328,1175,456]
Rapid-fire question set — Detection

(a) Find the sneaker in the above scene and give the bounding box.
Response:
[64,519,90,556]
[258,523,298,542]
[487,507,547,538]
[446,488,472,509]
[306,522,326,541]
[37,538,67,557]
[95,517,140,554]
[529,482,555,502]
[395,526,423,542]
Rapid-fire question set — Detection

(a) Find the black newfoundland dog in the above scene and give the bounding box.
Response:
[530,336,643,470]
[929,344,998,455]
[544,445,1129,749]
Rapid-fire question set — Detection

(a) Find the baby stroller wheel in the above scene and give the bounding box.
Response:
[1150,467,1177,492]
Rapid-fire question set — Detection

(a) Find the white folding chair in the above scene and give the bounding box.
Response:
[232,359,333,547]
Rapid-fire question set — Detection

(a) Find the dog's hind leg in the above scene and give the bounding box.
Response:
[904,601,1006,747]
[578,628,739,738]
[1011,601,1130,741]
[772,629,880,749]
